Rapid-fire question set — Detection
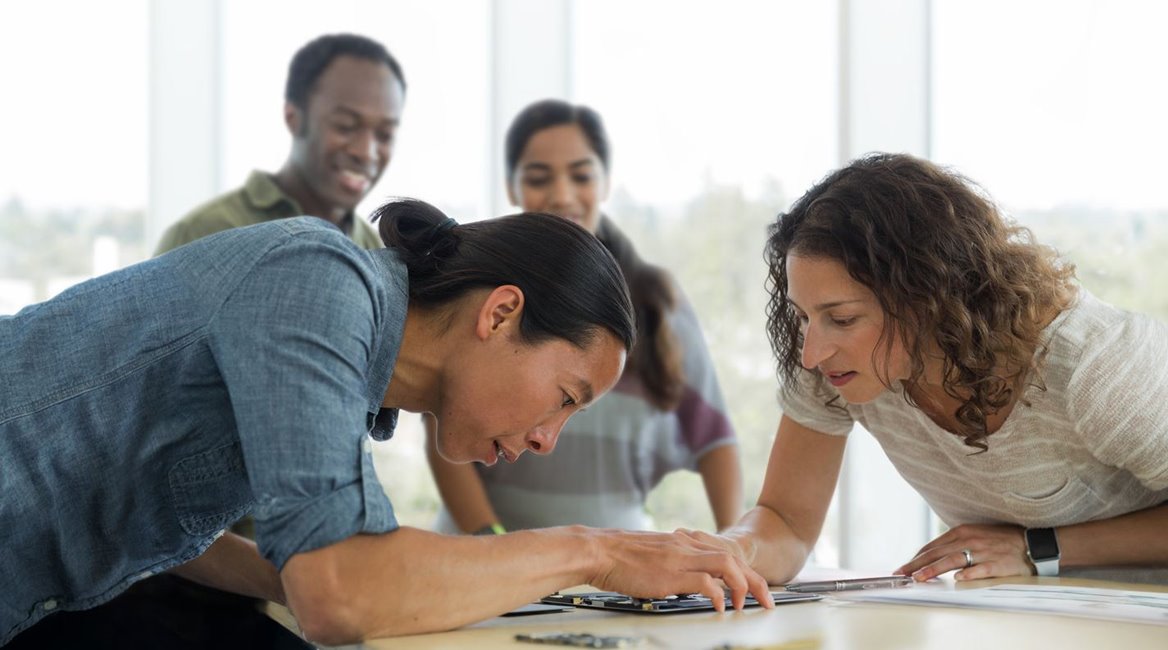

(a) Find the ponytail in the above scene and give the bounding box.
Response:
[372,198,636,353]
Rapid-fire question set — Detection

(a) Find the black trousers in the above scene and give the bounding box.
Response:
[6,575,312,649]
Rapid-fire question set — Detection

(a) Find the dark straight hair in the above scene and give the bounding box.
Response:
[372,198,635,353]
[504,99,683,410]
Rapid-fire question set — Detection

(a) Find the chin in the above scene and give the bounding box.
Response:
[837,385,886,405]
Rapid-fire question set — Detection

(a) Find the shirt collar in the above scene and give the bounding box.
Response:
[243,170,358,235]
[363,248,411,441]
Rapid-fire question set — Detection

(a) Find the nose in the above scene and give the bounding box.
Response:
[348,128,379,165]
[800,322,834,370]
[549,176,575,210]
[524,417,567,456]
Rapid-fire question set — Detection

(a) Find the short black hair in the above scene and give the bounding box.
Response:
[285,33,405,111]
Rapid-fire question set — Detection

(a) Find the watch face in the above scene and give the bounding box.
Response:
[1027,528,1060,559]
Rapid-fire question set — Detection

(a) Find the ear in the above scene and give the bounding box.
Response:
[473,285,525,341]
[505,177,520,208]
[284,101,302,137]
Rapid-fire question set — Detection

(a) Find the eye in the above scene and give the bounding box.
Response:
[831,317,858,327]
[571,174,593,184]
[331,121,358,134]
[523,176,550,188]
[376,129,393,144]
[561,392,577,408]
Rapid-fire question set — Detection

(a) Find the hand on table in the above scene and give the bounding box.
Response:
[896,523,1034,582]
[587,528,774,612]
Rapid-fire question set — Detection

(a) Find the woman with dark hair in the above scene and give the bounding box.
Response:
[0,200,771,646]
[427,99,743,535]
[680,153,1168,585]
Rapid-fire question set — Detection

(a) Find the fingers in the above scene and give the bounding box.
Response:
[681,548,773,612]
[908,548,972,582]
[595,530,772,613]
[896,525,1032,581]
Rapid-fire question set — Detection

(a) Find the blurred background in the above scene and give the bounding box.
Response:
[2,0,1166,573]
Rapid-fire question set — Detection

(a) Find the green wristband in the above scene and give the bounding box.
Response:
[473,523,507,536]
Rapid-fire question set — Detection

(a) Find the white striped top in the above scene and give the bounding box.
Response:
[780,288,1168,529]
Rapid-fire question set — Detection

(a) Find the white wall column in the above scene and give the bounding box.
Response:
[836,0,934,571]
[147,0,222,248]
[486,0,573,216]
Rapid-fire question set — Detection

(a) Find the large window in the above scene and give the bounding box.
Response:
[9,0,1161,572]
[0,1,148,314]
[932,0,1168,319]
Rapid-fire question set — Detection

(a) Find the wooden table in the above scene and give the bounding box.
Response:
[343,577,1167,649]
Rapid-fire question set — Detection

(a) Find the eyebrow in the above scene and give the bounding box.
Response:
[331,105,400,127]
[787,298,867,312]
[575,379,595,407]
[521,159,595,173]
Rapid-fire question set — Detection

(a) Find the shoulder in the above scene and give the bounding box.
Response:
[1046,289,1168,389]
[155,186,255,254]
[350,217,383,250]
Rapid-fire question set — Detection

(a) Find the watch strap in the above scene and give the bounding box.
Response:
[1025,527,1061,576]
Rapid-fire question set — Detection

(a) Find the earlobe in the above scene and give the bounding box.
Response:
[284,102,301,136]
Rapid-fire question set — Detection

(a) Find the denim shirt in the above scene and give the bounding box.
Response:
[0,218,405,643]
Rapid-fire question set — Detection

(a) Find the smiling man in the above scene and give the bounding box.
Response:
[155,33,405,254]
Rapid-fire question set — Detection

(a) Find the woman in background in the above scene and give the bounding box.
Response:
[427,99,743,534]
[686,153,1168,585]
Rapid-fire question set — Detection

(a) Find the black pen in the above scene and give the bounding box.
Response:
[784,575,914,593]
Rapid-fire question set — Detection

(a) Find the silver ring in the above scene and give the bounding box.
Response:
[962,548,974,568]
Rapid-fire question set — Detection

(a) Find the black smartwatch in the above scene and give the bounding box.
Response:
[1025,527,1060,576]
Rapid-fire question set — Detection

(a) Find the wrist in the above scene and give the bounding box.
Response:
[1025,527,1061,576]
[718,531,756,566]
[471,523,506,536]
[569,525,607,587]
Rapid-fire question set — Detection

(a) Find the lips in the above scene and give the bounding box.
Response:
[493,441,519,464]
[824,370,857,387]
[337,169,372,195]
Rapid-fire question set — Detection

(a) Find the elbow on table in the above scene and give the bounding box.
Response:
[289,585,366,646]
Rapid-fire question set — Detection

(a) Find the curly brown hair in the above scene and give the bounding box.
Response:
[764,153,1076,451]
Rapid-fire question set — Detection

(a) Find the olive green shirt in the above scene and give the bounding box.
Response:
[154,170,382,255]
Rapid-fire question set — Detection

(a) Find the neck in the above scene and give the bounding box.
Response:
[382,304,448,414]
[273,162,346,225]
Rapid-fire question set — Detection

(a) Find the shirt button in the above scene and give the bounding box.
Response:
[42,599,58,611]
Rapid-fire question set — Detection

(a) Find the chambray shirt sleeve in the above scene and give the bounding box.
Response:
[208,235,398,569]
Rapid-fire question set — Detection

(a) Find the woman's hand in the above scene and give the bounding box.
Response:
[896,523,1034,581]
[586,528,773,612]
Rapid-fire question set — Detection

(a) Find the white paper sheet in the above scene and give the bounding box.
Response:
[844,584,1168,626]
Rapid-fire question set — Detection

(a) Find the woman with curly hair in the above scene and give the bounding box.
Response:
[683,153,1168,585]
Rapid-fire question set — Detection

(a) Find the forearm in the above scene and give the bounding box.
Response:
[424,413,500,532]
[697,444,744,531]
[168,532,286,604]
[1057,502,1168,568]
[282,524,773,644]
[282,526,598,643]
